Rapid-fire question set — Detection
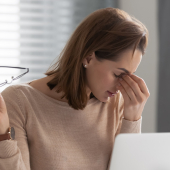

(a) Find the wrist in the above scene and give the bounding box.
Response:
[0,128,9,135]
[0,127,15,141]
[123,116,141,121]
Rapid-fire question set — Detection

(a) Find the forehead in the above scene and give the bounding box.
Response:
[103,49,142,74]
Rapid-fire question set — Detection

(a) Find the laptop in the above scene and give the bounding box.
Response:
[108,133,170,170]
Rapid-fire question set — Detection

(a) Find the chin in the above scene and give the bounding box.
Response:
[96,95,110,103]
[91,91,111,102]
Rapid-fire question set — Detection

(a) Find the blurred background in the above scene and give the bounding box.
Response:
[0,0,169,133]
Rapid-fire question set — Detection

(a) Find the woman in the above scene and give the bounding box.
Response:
[0,8,149,170]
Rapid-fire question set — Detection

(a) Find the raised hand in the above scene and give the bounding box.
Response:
[116,74,150,121]
[0,93,9,135]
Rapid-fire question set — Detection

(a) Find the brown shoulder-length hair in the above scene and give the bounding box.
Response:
[45,7,149,110]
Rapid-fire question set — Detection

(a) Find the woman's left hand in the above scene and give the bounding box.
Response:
[116,74,150,121]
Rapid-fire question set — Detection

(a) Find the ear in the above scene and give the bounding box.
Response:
[82,52,95,66]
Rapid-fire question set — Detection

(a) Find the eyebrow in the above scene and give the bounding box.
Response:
[118,68,136,74]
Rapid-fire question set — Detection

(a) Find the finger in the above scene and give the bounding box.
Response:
[116,83,131,104]
[122,74,144,99]
[118,78,137,103]
[0,93,7,114]
[129,74,150,96]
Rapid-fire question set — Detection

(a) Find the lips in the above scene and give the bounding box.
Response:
[107,90,118,95]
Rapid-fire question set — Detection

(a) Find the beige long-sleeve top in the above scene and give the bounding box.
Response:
[0,82,142,170]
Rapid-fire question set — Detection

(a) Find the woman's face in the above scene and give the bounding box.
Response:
[83,49,142,102]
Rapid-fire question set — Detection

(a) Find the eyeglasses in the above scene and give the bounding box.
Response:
[0,66,29,87]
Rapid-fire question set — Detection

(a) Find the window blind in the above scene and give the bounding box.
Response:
[0,0,115,92]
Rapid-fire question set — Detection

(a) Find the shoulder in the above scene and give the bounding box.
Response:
[1,82,34,100]
[2,83,29,93]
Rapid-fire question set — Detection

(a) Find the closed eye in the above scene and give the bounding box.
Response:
[114,73,122,78]
[114,73,127,78]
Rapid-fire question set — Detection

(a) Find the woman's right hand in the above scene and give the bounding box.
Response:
[0,93,9,135]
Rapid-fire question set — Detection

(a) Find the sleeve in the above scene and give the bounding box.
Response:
[119,117,142,133]
[0,86,30,170]
[115,92,142,137]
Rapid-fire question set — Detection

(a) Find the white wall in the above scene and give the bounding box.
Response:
[119,0,159,132]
